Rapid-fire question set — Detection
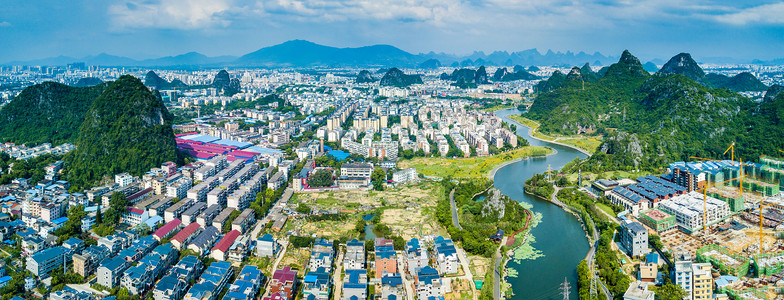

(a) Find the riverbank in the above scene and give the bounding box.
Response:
[487,149,557,180]
[507,115,598,156]
[398,146,552,181]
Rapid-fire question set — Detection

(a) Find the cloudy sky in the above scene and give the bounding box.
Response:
[1,0,783,62]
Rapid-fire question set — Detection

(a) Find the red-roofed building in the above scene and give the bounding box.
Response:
[210,230,241,261]
[127,187,153,204]
[153,218,182,241]
[264,266,298,300]
[122,207,149,226]
[171,222,201,250]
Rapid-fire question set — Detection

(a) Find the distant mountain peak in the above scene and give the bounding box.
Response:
[658,53,705,81]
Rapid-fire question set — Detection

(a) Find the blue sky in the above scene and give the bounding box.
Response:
[1,0,783,62]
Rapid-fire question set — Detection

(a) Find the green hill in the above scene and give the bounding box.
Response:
[0,82,107,145]
[379,68,422,87]
[527,51,782,171]
[65,75,178,189]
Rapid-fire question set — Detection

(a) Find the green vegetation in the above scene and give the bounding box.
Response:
[307,169,334,187]
[144,71,187,90]
[528,50,784,172]
[379,68,423,87]
[556,187,631,298]
[223,210,241,233]
[398,146,551,180]
[65,75,179,190]
[0,81,106,145]
[435,180,530,257]
[652,284,688,300]
[0,153,62,185]
[371,168,386,191]
[524,173,554,199]
[296,203,312,214]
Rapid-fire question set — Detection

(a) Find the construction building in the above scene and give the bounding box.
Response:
[638,208,676,233]
[696,244,749,277]
[657,192,731,233]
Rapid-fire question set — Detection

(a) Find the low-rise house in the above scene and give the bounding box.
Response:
[26,246,71,278]
[302,268,331,300]
[187,226,221,255]
[212,207,235,229]
[171,222,202,250]
[264,266,298,300]
[434,236,459,275]
[342,269,368,300]
[406,238,428,275]
[381,273,404,300]
[184,261,234,300]
[153,218,182,241]
[308,239,334,273]
[227,235,252,263]
[210,230,240,261]
[97,256,129,289]
[154,255,204,300]
[181,202,207,226]
[120,263,153,295]
[256,234,278,258]
[623,281,654,300]
[197,204,222,227]
[416,266,443,300]
[73,245,109,277]
[344,239,365,270]
[230,208,255,233]
[223,265,265,300]
[375,245,397,279]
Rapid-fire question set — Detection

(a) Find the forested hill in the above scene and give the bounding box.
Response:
[65,75,178,189]
[0,82,108,145]
[527,51,779,172]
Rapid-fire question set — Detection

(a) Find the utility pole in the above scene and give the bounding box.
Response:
[560,277,571,300]
[547,164,552,182]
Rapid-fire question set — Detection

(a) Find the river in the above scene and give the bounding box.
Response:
[494,109,590,300]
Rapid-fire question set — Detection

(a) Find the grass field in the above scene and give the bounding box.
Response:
[398,146,552,180]
[567,170,655,183]
[508,115,603,154]
[481,104,515,112]
[596,202,616,217]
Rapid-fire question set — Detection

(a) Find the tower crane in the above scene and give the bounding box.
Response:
[723,142,736,165]
[695,175,746,234]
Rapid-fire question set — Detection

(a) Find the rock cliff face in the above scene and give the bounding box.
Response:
[144,71,187,90]
[212,70,240,96]
[65,75,177,189]
[379,68,423,87]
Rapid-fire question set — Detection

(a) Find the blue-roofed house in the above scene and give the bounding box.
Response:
[342,269,367,300]
[406,238,428,275]
[308,239,334,273]
[26,246,71,278]
[0,275,12,288]
[416,266,443,300]
[302,268,331,300]
[153,273,188,300]
[185,261,234,300]
[120,263,153,295]
[381,273,404,300]
[62,237,84,253]
[344,239,365,270]
[223,265,265,300]
[620,220,649,257]
[97,256,129,288]
[433,237,459,275]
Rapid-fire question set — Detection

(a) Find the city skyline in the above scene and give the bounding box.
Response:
[1,0,784,63]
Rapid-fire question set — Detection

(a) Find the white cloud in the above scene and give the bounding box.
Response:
[0,21,10,27]
[713,2,784,25]
[109,0,235,30]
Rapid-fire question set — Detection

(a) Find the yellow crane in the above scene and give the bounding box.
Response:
[696,174,746,234]
[755,201,776,255]
[689,156,746,195]
[724,142,736,165]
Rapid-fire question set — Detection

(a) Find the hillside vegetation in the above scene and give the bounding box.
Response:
[527,51,778,172]
[65,75,178,189]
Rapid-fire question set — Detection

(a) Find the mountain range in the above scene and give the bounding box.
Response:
[2,40,624,68]
[526,50,782,172]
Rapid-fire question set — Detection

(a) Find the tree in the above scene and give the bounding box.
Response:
[95,205,102,224]
[307,169,334,187]
[371,168,386,191]
[653,284,687,300]
[355,219,366,233]
[296,203,312,214]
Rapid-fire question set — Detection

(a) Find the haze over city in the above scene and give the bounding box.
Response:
[2,0,784,62]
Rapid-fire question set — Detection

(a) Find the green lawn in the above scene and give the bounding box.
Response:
[398,146,552,181]
[596,202,616,217]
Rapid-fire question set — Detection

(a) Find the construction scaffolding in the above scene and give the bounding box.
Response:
[754,252,784,276]
[638,208,676,232]
[696,244,750,277]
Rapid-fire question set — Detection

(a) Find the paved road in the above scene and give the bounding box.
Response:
[397,252,415,300]
[333,249,345,300]
[261,241,289,299]
[493,250,501,300]
[449,188,463,230]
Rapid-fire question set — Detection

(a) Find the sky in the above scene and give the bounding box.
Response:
[1,0,783,62]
